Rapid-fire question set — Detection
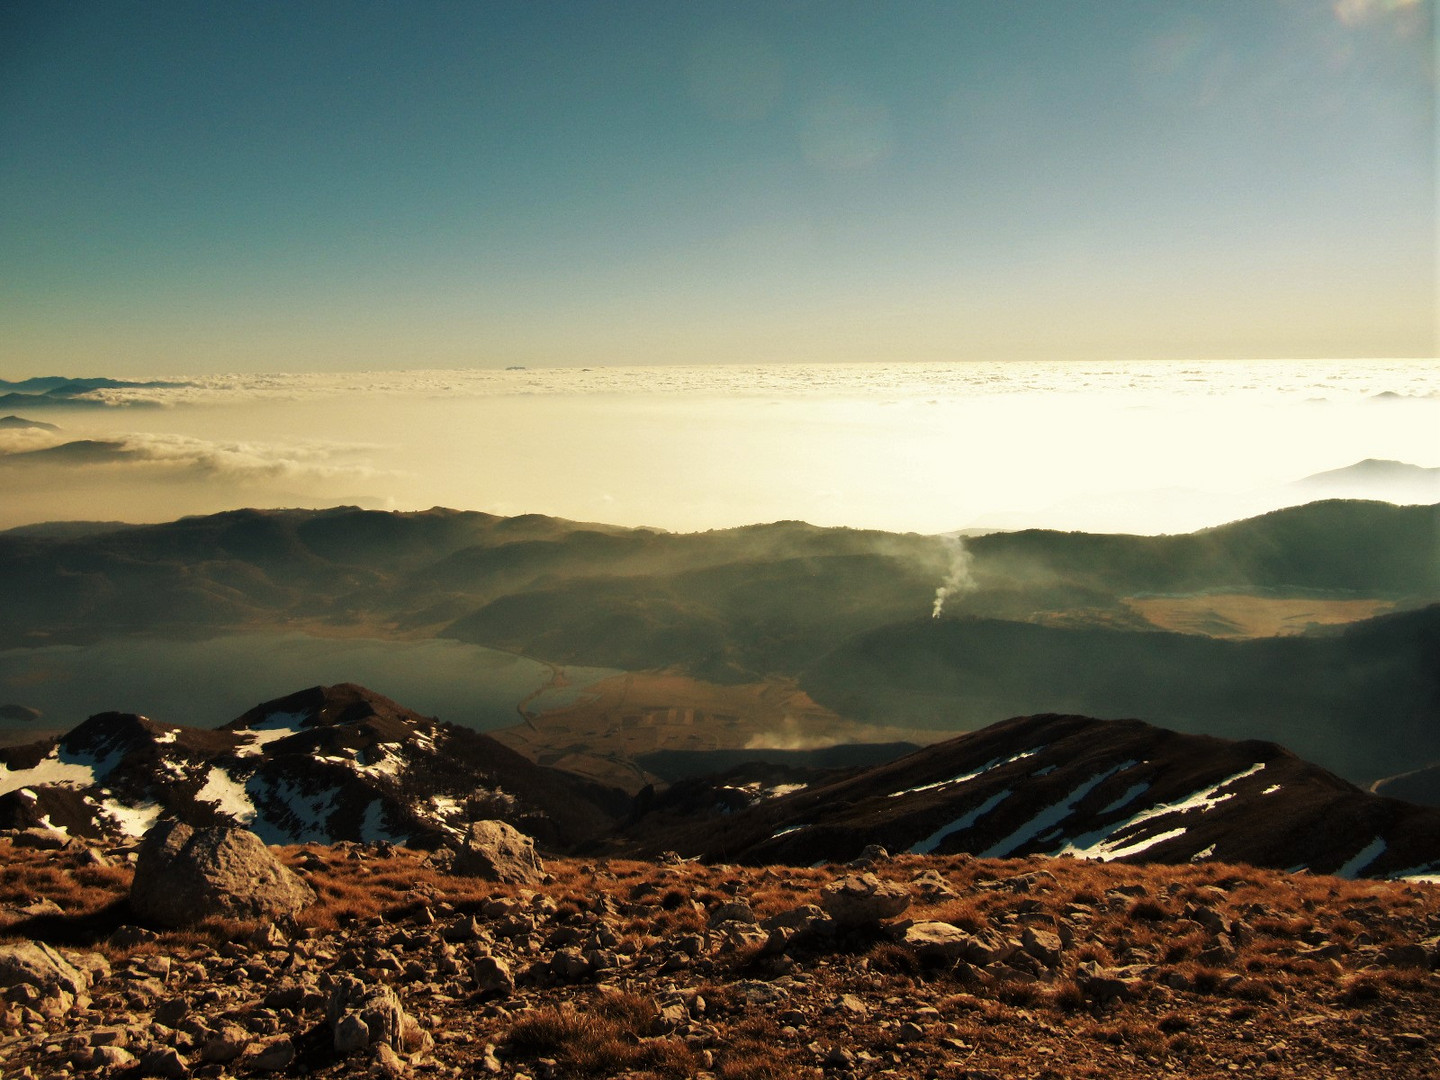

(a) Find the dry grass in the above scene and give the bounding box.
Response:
[506,990,695,1077]
[4,838,1439,1080]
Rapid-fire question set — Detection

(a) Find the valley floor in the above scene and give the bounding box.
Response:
[2,840,1438,1079]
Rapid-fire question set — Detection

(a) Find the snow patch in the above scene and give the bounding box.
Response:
[910,789,1011,855]
[1335,837,1386,879]
[1100,781,1150,815]
[0,743,127,795]
[888,748,1042,799]
[1056,763,1265,862]
[196,766,257,824]
[233,728,304,758]
[1099,826,1189,861]
[351,743,405,778]
[101,799,164,837]
[250,710,311,732]
[1262,784,1282,795]
[245,776,340,843]
[983,763,1131,858]
[1121,763,1265,832]
[359,800,407,844]
[771,824,811,839]
[1191,844,1217,861]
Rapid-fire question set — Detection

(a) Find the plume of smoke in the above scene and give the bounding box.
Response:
[931,536,975,618]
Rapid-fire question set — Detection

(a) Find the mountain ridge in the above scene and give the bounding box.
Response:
[4,685,1438,882]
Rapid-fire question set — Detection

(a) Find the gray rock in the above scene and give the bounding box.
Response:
[199,1024,250,1064]
[0,941,91,1017]
[373,1040,409,1077]
[902,921,971,963]
[708,899,756,926]
[334,1013,371,1054]
[1021,926,1064,967]
[248,1037,296,1071]
[327,976,408,1054]
[140,1046,189,1079]
[451,820,543,884]
[550,947,590,981]
[11,827,70,851]
[849,843,890,867]
[0,942,90,999]
[820,873,911,927]
[89,1045,136,1068]
[129,820,315,928]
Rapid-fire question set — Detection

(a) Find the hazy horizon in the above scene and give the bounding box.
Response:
[2,358,1437,537]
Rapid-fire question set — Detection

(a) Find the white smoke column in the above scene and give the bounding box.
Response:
[931,536,975,618]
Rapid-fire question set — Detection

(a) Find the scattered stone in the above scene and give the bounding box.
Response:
[0,942,90,999]
[709,899,756,926]
[10,827,69,851]
[849,843,890,867]
[328,977,410,1055]
[140,1046,189,1079]
[248,1036,296,1071]
[89,1045,136,1068]
[902,921,971,963]
[1021,926,1064,967]
[473,955,515,998]
[111,925,160,948]
[199,1025,250,1064]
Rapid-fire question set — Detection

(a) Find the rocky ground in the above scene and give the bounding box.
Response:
[2,833,1439,1080]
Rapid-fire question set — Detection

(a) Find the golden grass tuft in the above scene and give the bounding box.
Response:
[507,991,694,1077]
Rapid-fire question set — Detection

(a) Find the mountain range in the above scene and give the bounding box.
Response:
[2,683,1437,883]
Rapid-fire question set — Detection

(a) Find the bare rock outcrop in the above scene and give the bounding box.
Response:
[129,819,315,927]
[0,941,92,1018]
[452,819,544,884]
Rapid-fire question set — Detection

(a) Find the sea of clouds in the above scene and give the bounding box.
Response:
[2,359,1437,534]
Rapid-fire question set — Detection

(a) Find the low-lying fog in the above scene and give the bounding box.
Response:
[2,360,1438,536]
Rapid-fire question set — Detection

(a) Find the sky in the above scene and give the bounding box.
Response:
[1,0,1435,377]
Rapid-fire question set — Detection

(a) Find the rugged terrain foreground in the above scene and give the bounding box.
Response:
[2,837,1438,1079]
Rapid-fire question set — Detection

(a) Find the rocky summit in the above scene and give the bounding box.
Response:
[0,684,626,852]
[0,836,1437,1079]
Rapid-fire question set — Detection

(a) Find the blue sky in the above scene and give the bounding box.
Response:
[2,0,1434,374]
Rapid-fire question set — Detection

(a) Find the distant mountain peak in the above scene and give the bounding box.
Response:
[225,683,419,733]
[1299,458,1440,485]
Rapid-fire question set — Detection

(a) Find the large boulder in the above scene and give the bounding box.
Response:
[820,873,911,927]
[129,820,315,927]
[451,820,544,884]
